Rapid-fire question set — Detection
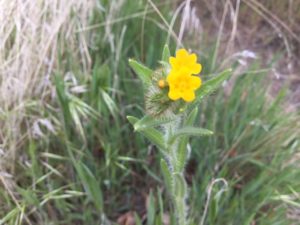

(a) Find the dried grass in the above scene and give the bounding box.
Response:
[0,0,95,172]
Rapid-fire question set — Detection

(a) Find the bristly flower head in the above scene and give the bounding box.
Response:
[167,49,202,102]
[129,45,231,119]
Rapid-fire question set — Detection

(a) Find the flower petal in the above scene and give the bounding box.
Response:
[189,53,197,63]
[168,88,181,100]
[182,91,195,102]
[167,49,203,102]
[166,70,179,83]
[169,57,177,68]
[189,76,202,89]
[176,49,188,58]
[191,63,202,74]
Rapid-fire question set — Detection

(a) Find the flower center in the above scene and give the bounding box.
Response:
[175,77,190,92]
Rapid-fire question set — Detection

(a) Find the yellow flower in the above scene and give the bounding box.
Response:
[169,49,202,74]
[167,68,201,102]
[166,48,202,102]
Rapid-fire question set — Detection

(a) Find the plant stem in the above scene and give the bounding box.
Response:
[164,120,188,225]
[173,174,188,225]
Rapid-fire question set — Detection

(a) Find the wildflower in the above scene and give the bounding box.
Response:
[167,49,202,102]
[169,49,202,75]
[167,68,201,102]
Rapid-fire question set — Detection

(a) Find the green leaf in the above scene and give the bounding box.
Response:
[69,101,85,139]
[161,45,171,76]
[266,84,288,117]
[0,208,19,225]
[162,44,170,63]
[185,107,199,126]
[92,62,111,94]
[134,213,143,225]
[127,116,165,150]
[176,108,199,172]
[170,126,213,144]
[157,189,164,225]
[54,75,72,135]
[75,162,103,212]
[101,90,118,119]
[174,173,187,199]
[17,187,39,206]
[195,69,232,103]
[133,115,173,131]
[147,190,156,225]
[28,140,39,178]
[128,59,153,85]
[160,159,173,193]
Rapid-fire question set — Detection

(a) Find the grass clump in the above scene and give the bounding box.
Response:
[0,0,299,224]
[189,67,300,224]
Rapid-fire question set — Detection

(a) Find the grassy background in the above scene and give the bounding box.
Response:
[0,0,300,224]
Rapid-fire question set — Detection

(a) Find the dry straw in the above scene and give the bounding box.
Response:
[0,0,94,172]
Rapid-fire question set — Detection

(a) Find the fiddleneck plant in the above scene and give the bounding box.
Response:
[127,45,231,225]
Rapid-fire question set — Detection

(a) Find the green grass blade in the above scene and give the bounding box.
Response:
[75,162,103,212]
[162,44,170,63]
[147,190,156,225]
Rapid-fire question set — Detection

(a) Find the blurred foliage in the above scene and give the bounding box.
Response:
[0,0,300,225]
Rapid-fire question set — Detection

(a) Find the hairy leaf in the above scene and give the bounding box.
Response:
[127,116,165,150]
[128,59,153,85]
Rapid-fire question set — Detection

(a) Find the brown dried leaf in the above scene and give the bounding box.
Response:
[117,211,136,225]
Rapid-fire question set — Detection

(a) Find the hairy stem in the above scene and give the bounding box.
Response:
[173,174,188,225]
[163,119,188,225]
